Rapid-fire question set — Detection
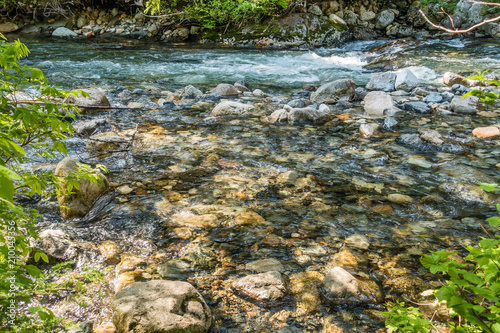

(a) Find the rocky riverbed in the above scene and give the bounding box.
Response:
[18,49,500,332]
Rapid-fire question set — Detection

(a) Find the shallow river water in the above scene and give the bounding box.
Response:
[19,37,500,332]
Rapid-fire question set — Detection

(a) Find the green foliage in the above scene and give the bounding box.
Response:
[385,185,500,333]
[145,0,293,29]
[462,70,500,107]
[419,0,459,14]
[0,33,106,332]
[383,301,433,333]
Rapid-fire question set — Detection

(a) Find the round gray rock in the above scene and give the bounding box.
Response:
[310,79,356,104]
[112,280,212,333]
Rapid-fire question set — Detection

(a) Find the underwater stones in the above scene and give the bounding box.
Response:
[322,267,381,304]
[345,234,370,251]
[398,134,423,147]
[209,83,239,97]
[210,101,254,117]
[232,271,287,302]
[86,131,129,157]
[245,258,285,273]
[170,211,218,229]
[439,182,496,205]
[180,242,217,269]
[359,123,379,138]
[310,79,356,104]
[443,72,469,87]
[234,211,265,226]
[420,130,444,145]
[328,249,368,269]
[387,194,413,205]
[157,260,194,280]
[366,72,396,92]
[363,91,394,116]
[472,126,500,139]
[74,118,107,136]
[32,229,78,263]
[451,95,478,114]
[112,280,211,333]
[55,157,109,218]
[277,170,299,185]
[64,88,110,109]
[395,69,418,92]
[99,240,121,264]
[289,271,324,314]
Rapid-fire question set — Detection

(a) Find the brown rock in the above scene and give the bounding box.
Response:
[98,240,121,264]
[234,211,265,226]
[371,204,393,215]
[472,126,500,139]
[289,271,325,314]
[170,211,218,229]
[115,270,144,291]
[443,72,469,87]
[0,22,18,33]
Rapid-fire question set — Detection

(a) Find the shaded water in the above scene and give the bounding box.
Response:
[21,37,500,332]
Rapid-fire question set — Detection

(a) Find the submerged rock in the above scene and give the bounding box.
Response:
[310,79,356,104]
[232,271,287,302]
[322,267,381,304]
[55,157,109,218]
[112,280,211,333]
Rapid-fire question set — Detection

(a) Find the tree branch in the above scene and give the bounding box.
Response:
[419,8,500,34]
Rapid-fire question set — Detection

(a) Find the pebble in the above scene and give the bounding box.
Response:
[387,193,413,204]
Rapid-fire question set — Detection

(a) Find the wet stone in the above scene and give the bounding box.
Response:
[387,194,413,204]
[345,234,370,251]
[245,258,284,273]
[157,260,194,280]
[232,271,287,302]
[289,271,324,314]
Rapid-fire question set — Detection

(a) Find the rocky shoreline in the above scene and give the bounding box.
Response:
[21,59,500,332]
[1,0,499,47]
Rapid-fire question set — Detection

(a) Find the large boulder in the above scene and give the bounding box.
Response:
[112,280,211,333]
[310,79,356,104]
[210,101,254,117]
[55,157,109,218]
[366,72,397,91]
[363,91,394,117]
[64,88,110,109]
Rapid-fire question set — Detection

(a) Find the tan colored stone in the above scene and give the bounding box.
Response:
[387,193,414,204]
[289,271,325,314]
[93,323,115,333]
[329,248,368,268]
[234,211,265,226]
[0,22,18,33]
[115,270,144,291]
[115,254,146,274]
[472,126,500,139]
[170,211,218,229]
[98,240,121,264]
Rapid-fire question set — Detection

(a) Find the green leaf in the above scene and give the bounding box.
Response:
[479,238,499,250]
[487,216,500,227]
[25,265,41,277]
[0,167,14,201]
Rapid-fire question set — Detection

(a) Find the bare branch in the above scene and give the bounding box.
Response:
[419,9,500,33]
[468,0,500,6]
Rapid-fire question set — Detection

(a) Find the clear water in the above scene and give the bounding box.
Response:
[20,37,500,93]
[18,36,500,332]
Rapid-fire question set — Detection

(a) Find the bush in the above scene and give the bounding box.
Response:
[0,33,104,332]
[145,0,294,29]
[384,184,500,333]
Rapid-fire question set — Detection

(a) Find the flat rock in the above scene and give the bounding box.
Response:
[209,83,239,96]
[363,91,394,116]
[52,27,78,38]
[0,22,19,33]
[245,258,284,273]
[388,194,413,204]
[403,101,431,114]
[451,95,478,114]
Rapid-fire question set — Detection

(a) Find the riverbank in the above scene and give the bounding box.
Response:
[1,0,499,48]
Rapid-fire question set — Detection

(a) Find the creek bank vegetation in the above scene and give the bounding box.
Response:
[1,0,500,47]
